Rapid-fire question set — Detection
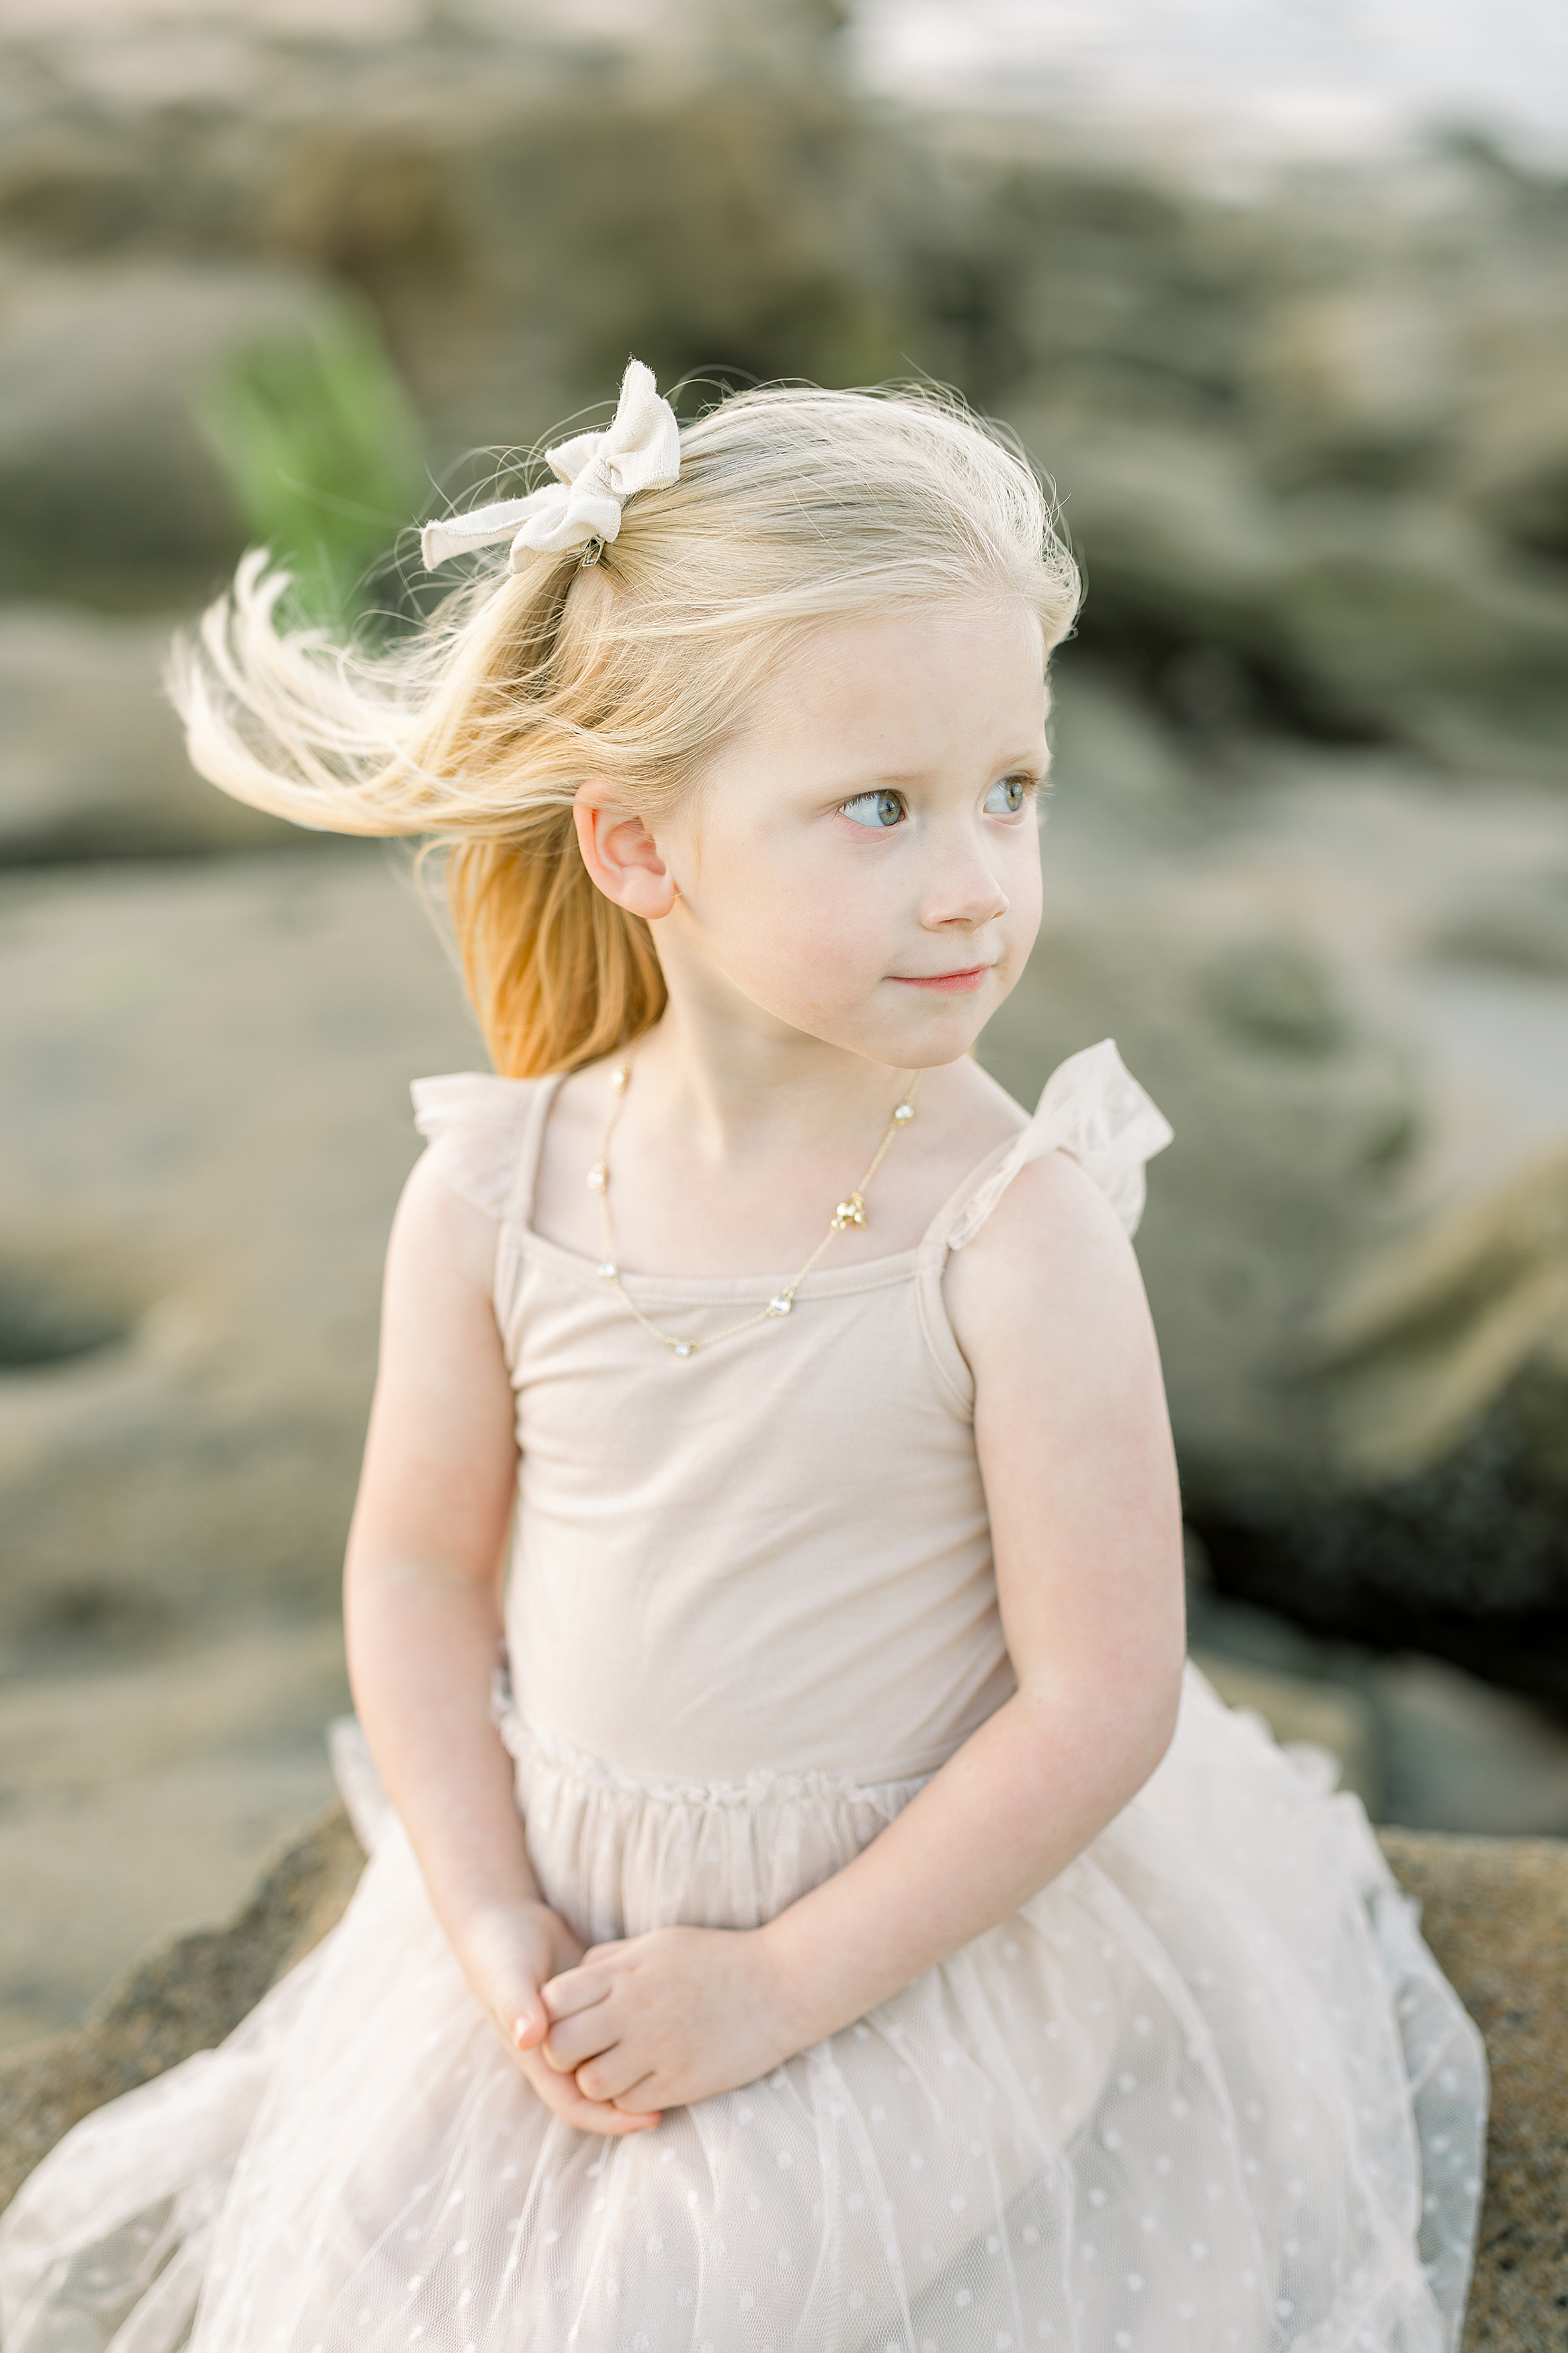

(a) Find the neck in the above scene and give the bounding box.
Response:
[624,998,911,1168]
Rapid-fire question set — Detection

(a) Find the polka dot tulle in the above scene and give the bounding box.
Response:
[0,1669,1485,2353]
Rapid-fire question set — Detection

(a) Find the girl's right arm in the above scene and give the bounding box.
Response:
[343,1153,657,2135]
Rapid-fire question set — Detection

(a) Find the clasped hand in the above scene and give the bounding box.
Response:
[540,1921,799,2125]
[462,1900,799,2136]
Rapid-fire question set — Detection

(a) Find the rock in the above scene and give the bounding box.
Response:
[0,13,1564,780]
[1189,1561,1568,1838]
[1246,284,1462,485]
[1190,1649,1381,1811]
[3,1810,1563,2350]
[1427,872,1568,982]
[0,847,481,1651]
[0,1621,350,2050]
[1192,1144,1568,1703]
[1378,1831,1568,2351]
[1040,658,1206,857]
[1375,1662,1568,1842]
[0,260,366,602]
[1014,735,1568,1696]
[921,128,1568,779]
[0,7,923,487]
[976,884,1423,1494]
[1022,406,1568,781]
[0,605,297,860]
[1266,497,1568,781]
[1317,1146,1568,1495]
[0,1800,364,2213]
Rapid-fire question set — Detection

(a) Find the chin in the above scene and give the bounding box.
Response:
[884,1010,994,1069]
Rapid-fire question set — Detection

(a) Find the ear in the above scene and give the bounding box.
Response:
[573,781,677,921]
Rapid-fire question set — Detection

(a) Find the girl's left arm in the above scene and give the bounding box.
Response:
[757,1144,1186,2040]
[540,1147,1186,2111]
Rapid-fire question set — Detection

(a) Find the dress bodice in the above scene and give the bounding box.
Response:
[412,1041,1172,1786]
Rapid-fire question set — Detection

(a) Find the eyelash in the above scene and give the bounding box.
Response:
[837,774,1040,829]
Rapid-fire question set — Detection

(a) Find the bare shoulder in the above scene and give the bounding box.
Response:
[943,1144,1151,1379]
[352,1140,518,1584]
[388,1144,503,1310]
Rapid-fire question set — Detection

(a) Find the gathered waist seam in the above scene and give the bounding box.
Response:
[491,1672,944,1811]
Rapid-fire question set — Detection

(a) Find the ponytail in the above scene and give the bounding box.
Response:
[446,825,667,1078]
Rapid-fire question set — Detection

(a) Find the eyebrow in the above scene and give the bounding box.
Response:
[835,746,1051,789]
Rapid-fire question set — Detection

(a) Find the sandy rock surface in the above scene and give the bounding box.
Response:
[0,605,296,860]
[0,1622,349,2048]
[1,842,480,1650]
[1317,1142,1568,1495]
[0,1800,364,2217]
[1378,1832,1568,2352]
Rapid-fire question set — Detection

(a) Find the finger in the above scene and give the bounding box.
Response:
[462,1913,563,2055]
[544,2008,620,2073]
[474,1968,548,2055]
[509,1995,550,2053]
[541,1964,612,2022]
[610,2073,663,2118]
[518,2047,657,2137]
[575,2046,655,2105]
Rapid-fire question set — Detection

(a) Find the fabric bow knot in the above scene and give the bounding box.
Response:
[420,360,681,572]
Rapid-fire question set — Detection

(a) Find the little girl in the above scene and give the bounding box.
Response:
[1,366,1485,2353]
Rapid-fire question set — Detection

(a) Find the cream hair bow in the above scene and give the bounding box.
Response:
[420,360,681,571]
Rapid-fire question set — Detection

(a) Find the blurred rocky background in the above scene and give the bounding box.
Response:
[2,0,1567,2057]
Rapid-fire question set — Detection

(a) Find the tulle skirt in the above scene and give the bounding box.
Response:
[0,1665,1486,2353]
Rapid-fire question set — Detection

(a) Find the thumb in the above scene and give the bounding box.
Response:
[510,1991,549,2052]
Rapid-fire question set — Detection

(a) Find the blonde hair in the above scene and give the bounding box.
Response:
[173,383,1079,1076]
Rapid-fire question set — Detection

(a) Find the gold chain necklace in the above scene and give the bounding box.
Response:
[587,1062,921,1360]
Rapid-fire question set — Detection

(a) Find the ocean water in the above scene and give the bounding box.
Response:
[850,0,1568,165]
[8,0,1563,167]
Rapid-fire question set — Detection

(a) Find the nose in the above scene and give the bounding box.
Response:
[921,831,1009,930]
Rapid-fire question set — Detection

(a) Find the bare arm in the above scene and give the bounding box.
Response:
[760,1149,1186,2031]
[541,1150,1186,2112]
[344,1154,656,2135]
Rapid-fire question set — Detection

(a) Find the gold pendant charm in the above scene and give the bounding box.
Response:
[591,1062,919,1359]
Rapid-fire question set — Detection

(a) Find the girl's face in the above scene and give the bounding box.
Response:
[644,597,1050,1071]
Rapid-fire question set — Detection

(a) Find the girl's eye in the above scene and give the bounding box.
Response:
[839,790,905,829]
[984,774,1030,816]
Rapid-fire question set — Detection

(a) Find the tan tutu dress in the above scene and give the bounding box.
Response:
[0,1042,1486,2353]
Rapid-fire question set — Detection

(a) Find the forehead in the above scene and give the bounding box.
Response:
[755,599,1047,749]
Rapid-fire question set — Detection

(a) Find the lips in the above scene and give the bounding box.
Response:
[891,965,993,992]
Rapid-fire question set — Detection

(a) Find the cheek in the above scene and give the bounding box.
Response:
[1003,832,1043,940]
[704,836,893,996]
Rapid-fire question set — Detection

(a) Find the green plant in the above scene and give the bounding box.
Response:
[196,304,426,623]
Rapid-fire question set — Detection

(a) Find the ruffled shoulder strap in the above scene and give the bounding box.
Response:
[409,1072,541,1224]
[945,1039,1173,1250]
